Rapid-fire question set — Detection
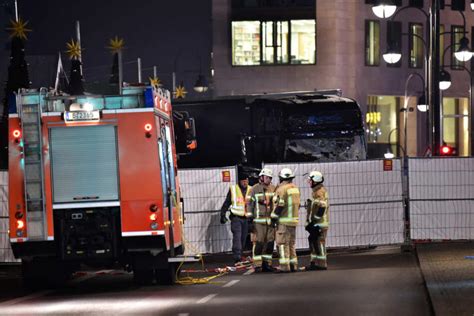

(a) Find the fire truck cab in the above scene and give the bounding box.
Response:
[8,84,189,286]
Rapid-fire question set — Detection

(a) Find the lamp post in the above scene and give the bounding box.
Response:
[172,52,209,97]
[371,1,473,156]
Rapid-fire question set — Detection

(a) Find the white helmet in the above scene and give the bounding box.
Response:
[308,171,323,183]
[259,168,273,178]
[279,168,295,180]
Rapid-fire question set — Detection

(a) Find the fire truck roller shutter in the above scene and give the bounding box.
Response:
[49,125,119,203]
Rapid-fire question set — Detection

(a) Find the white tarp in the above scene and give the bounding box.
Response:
[0,171,17,263]
[409,157,474,240]
[178,166,236,255]
[265,160,405,248]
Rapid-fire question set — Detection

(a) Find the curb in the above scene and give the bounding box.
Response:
[414,246,436,316]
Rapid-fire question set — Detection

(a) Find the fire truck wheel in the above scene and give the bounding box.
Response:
[21,259,72,289]
[155,263,177,285]
[133,268,155,286]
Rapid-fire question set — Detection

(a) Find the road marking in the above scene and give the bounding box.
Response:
[70,272,102,284]
[223,279,240,288]
[244,269,254,276]
[0,290,52,306]
[196,293,217,304]
[0,270,103,306]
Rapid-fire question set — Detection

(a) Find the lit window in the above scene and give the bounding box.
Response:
[409,23,424,68]
[366,95,399,158]
[443,98,470,156]
[232,21,261,66]
[365,20,380,66]
[232,19,315,66]
[451,25,465,70]
[290,20,315,64]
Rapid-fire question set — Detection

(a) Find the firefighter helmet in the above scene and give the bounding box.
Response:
[308,171,324,184]
[279,168,295,180]
[259,168,273,178]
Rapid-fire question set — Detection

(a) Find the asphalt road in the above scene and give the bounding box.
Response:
[0,247,432,316]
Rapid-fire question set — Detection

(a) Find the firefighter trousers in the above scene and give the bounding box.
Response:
[230,216,249,262]
[308,227,328,268]
[252,222,275,267]
[275,224,297,271]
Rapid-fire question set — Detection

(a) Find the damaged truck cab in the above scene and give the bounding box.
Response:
[175,91,366,168]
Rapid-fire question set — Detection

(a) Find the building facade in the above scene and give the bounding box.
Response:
[210,0,473,158]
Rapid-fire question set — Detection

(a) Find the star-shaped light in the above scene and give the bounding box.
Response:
[174,84,187,99]
[108,36,124,54]
[66,39,82,59]
[6,18,32,40]
[149,77,161,87]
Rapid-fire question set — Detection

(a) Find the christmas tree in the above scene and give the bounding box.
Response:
[66,39,84,95]
[109,53,119,84]
[107,36,124,89]
[2,18,31,121]
[1,18,31,169]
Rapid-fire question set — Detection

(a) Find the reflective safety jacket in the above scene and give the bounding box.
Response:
[271,182,300,226]
[230,184,252,217]
[307,184,329,228]
[247,183,276,225]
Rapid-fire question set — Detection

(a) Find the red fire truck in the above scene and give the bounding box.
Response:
[8,85,193,286]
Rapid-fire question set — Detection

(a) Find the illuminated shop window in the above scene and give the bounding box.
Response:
[232,19,315,66]
[290,19,315,64]
[443,97,470,156]
[232,21,261,66]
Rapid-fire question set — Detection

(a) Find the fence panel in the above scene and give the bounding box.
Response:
[1,171,17,263]
[179,166,236,255]
[409,157,474,240]
[265,159,405,249]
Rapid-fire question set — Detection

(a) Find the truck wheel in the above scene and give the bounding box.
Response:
[133,268,154,286]
[22,258,72,289]
[155,264,176,285]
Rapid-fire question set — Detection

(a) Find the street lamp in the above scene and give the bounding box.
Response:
[372,0,397,19]
[402,72,425,157]
[454,37,473,62]
[371,1,473,156]
[416,93,428,112]
[193,74,208,93]
[439,69,452,90]
[383,48,402,64]
[172,52,209,96]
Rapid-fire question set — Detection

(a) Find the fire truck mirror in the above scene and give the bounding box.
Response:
[173,111,197,155]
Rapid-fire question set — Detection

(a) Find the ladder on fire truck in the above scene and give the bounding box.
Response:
[17,88,48,240]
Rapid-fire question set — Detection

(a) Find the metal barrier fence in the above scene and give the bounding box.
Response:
[264,160,405,249]
[178,159,405,254]
[178,166,237,255]
[1,157,473,261]
[0,171,17,262]
[409,157,474,240]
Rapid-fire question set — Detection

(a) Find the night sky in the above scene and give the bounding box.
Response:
[0,0,212,96]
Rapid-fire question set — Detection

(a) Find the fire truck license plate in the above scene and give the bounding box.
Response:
[64,111,100,122]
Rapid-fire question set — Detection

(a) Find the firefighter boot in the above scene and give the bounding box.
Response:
[305,262,317,271]
[262,261,275,273]
[290,263,298,272]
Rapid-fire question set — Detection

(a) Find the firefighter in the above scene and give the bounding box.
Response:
[247,168,276,272]
[220,172,252,263]
[271,168,300,272]
[305,170,329,271]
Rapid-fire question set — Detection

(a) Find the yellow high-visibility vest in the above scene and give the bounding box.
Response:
[230,184,251,217]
